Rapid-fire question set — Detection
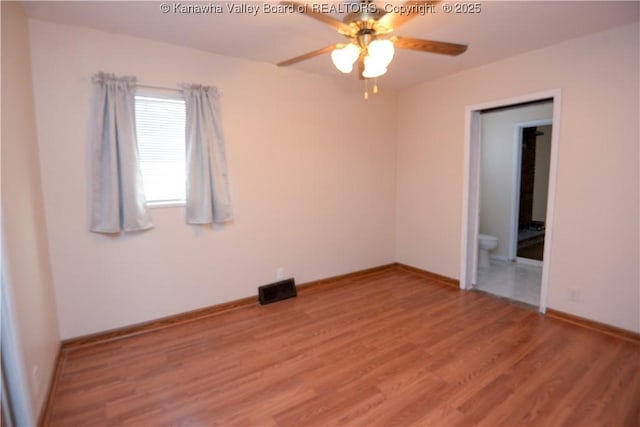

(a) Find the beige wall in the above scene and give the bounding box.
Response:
[1,2,61,420]
[396,22,639,332]
[480,104,553,259]
[28,20,397,339]
[18,13,640,345]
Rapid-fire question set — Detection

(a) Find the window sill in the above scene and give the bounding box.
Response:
[147,200,185,208]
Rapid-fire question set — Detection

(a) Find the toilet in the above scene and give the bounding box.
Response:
[478,234,498,268]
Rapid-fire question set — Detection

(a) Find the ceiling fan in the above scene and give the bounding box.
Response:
[277,0,468,97]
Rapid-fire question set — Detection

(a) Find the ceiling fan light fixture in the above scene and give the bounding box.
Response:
[362,55,388,78]
[368,39,395,67]
[331,43,359,73]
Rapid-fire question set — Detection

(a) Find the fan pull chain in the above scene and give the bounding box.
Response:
[373,78,379,94]
[364,79,369,100]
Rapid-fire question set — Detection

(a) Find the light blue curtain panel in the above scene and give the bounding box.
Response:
[89,72,153,233]
[182,84,233,224]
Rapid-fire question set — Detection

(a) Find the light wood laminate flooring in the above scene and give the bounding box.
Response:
[46,267,640,426]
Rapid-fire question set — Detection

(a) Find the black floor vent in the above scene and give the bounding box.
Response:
[258,278,297,305]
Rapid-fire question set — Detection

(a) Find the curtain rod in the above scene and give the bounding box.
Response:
[136,83,223,96]
[92,73,218,94]
[136,83,181,92]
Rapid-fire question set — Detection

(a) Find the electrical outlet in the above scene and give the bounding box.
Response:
[569,287,580,302]
[276,267,284,281]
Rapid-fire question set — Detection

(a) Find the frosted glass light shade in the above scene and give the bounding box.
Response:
[368,39,394,67]
[362,55,387,78]
[331,44,360,73]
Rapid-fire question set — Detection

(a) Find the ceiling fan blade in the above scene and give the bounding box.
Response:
[281,1,351,34]
[394,36,467,55]
[277,44,339,67]
[377,1,440,30]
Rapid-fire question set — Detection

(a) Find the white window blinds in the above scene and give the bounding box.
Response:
[134,95,186,204]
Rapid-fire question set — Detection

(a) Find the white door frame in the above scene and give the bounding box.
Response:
[460,89,563,313]
[510,119,553,262]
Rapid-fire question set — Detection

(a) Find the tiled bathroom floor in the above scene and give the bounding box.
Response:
[474,260,541,306]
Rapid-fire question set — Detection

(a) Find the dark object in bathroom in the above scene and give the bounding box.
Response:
[528,221,545,231]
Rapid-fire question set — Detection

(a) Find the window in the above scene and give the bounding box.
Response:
[135,94,186,206]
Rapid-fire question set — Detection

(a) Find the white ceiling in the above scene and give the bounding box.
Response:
[23,1,640,90]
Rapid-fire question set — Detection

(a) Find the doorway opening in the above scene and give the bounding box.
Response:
[474,109,552,306]
[460,89,562,313]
